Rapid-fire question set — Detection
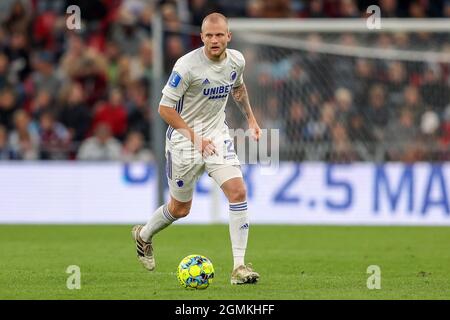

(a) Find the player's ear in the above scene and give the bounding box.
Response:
[227,31,232,42]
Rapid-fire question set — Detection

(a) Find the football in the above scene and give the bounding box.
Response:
[176,254,215,289]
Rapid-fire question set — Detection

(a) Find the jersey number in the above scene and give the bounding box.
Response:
[224,139,234,156]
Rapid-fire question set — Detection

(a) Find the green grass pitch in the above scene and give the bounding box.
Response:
[1,225,449,299]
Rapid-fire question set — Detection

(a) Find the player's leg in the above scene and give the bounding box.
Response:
[132,144,200,271]
[132,195,194,271]
[209,166,260,284]
[221,175,248,269]
[139,196,192,241]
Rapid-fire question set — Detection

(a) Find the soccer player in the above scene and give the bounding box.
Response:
[132,13,261,285]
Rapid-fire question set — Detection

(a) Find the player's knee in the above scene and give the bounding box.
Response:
[229,185,247,203]
[170,202,192,218]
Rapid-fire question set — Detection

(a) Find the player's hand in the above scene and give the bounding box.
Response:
[248,118,262,141]
[196,137,217,158]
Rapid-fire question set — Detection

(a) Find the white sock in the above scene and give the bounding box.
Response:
[229,201,249,270]
[140,204,177,242]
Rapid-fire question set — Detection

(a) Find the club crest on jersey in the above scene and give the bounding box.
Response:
[175,179,184,187]
[230,70,237,81]
[203,84,233,100]
[168,71,182,88]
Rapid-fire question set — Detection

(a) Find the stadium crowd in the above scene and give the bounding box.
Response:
[0,0,449,162]
[244,34,450,162]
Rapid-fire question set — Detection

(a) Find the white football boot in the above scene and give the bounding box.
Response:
[131,225,155,271]
[231,263,260,285]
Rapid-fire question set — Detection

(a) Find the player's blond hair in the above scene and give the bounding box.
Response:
[201,13,229,32]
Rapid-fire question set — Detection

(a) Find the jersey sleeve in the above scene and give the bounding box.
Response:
[162,60,191,101]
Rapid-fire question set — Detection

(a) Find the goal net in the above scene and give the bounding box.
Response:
[226,19,450,162]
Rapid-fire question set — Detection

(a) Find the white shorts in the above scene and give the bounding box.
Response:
[165,126,242,202]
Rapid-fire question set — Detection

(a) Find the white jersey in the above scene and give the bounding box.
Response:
[161,47,245,144]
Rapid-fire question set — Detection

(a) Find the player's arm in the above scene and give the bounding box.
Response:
[231,83,261,141]
[158,103,195,143]
[158,101,216,157]
[161,65,216,157]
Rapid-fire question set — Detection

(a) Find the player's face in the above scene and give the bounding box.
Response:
[201,20,231,61]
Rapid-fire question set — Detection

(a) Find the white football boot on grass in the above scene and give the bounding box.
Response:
[131,225,155,271]
[231,263,260,285]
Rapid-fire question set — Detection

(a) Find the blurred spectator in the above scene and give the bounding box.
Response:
[303,34,334,100]
[0,26,7,41]
[29,89,52,118]
[161,2,183,34]
[419,110,441,160]
[284,60,309,107]
[71,51,108,107]
[305,89,323,122]
[285,100,306,142]
[329,122,359,162]
[2,0,32,34]
[90,88,128,140]
[116,55,132,89]
[37,110,71,160]
[386,61,407,107]
[111,8,148,55]
[400,85,426,123]
[136,2,153,33]
[262,95,285,132]
[445,1,450,17]
[319,102,335,139]
[58,83,91,143]
[246,0,265,17]
[35,0,66,14]
[378,0,401,17]
[126,81,151,142]
[32,7,59,50]
[393,33,410,50]
[333,35,358,90]
[353,58,375,106]
[421,110,440,137]
[347,111,375,144]
[305,101,333,143]
[0,87,18,130]
[77,123,122,161]
[334,87,354,125]
[129,40,153,85]
[439,105,450,147]
[420,65,449,112]
[4,32,31,83]
[253,66,274,110]
[30,51,61,98]
[164,35,186,75]
[121,130,153,162]
[339,0,360,18]
[263,0,294,18]
[8,109,39,160]
[104,40,123,87]
[0,52,9,89]
[376,33,393,50]
[362,84,390,141]
[409,0,427,18]
[385,108,421,161]
[0,124,14,159]
[60,33,88,79]
[306,0,328,18]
